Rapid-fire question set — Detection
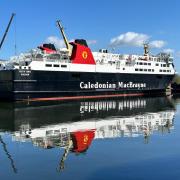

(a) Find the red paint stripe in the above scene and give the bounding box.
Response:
[25,93,145,102]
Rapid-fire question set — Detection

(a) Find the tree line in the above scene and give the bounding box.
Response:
[173,74,180,84]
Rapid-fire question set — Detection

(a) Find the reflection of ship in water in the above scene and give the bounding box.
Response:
[0,97,176,170]
[14,108,175,147]
[0,97,176,145]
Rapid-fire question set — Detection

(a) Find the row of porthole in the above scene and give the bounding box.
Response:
[45,64,67,68]
[159,69,171,72]
[156,64,170,67]
[135,68,154,72]
[136,62,151,66]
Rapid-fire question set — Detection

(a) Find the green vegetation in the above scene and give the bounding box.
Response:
[173,74,180,84]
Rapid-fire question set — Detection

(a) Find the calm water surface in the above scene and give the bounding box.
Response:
[0,96,180,180]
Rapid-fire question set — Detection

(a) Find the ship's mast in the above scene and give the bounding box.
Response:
[0,13,15,50]
[56,20,71,53]
[143,43,149,56]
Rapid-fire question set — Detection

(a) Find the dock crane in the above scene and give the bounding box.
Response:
[0,135,17,173]
[56,20,72,56]
[0,13,15,50]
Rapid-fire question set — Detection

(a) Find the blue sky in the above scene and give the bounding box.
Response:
[0,0,180,71]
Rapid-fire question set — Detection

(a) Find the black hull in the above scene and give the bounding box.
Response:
[0,70,174,101]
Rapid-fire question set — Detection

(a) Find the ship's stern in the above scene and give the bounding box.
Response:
[0,70,14,101]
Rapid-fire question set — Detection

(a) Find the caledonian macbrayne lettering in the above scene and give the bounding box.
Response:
[80,82,146,89]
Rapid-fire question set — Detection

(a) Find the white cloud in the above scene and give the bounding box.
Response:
[163,48,174,54]
[110,32,167,50]
[45,36,65,49]
[110,32,149,47]
[149,40,166,48]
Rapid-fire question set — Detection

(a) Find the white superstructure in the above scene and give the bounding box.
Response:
[3,44,175,75]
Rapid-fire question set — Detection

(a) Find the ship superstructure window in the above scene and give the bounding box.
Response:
[54,64,60,67]
[137,62,150,66]
[156,63,159,66]
[135,68,155,72]
[61,65,67,68]
[45,64,52,67]
[99,49,108,53]
[161,64,167,67]
[148,63,151,65]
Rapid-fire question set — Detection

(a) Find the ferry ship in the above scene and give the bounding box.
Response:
[0,20,175,101]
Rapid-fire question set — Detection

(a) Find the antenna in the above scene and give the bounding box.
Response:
[143,42,149,56]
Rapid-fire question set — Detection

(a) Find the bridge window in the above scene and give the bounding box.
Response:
[61,65,67,68]
[45,64,52,67]
[54,64,60,67]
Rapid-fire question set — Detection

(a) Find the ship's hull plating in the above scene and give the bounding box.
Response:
[0,70,174,101]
